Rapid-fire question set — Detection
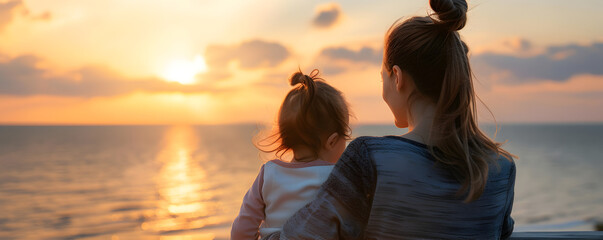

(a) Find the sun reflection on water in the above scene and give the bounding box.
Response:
[141,126,222,236]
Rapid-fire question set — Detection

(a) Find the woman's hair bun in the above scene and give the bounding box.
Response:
[429,0,468,32]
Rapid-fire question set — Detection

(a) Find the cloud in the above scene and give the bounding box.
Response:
[202,39,290,81]
[478,74,603,123]
[0,54,217,97]
[474,37,535,56]
[502,38,531,52]
[0,0,51,32]
[205,39,289,70]
[0,39,291,97]
[312,3,342,29]
[315,46,381,75]
[29,11,51,21]
[472,41,603,84]
[320,46,381,64]
[0,0,22,32]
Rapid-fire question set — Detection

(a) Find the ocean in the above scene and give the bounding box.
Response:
[0,124,602,239]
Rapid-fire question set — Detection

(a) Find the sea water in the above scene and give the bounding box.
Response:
[0,124,602,239]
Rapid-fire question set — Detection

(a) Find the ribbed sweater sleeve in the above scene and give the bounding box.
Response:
[501,162,516,239]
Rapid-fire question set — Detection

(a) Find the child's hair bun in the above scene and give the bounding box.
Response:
[429,0,468,32]
[289,69,320,87]
[290,72,309,87]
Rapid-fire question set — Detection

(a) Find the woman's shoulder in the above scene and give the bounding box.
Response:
[351,135,424,146]
[349,135,429,153]
[342,136,431,167]
[491,153,516,177]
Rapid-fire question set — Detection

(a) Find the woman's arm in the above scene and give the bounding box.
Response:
[501,162,516,239]
[231,165,266,240]
[263,138,377,240]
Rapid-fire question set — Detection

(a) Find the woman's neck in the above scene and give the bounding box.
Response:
[404,98,436,145]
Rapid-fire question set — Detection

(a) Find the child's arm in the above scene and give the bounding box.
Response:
[231,165,266,240]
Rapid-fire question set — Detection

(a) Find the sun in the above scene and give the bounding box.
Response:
[162,55,208,85]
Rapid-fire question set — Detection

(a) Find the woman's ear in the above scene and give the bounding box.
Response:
[325,132,339,150]
[392,65,405,92]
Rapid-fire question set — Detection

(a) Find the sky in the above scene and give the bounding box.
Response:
[0,0,602,125]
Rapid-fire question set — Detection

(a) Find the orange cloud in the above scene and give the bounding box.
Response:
[0,0,50,32]
[0,0,23,32]
[0,54,224,97]
[202,39,290,82]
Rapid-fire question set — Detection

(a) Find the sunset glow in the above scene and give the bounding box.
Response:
[1,1,603,239]
[161,55,208,85]
[0,0,601,124]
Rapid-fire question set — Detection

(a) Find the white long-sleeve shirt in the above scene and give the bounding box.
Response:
[230,159,334,240]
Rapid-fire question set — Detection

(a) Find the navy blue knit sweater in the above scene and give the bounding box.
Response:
[263,136,515,240]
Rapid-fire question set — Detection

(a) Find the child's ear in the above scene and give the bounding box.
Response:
[325,132,339,150]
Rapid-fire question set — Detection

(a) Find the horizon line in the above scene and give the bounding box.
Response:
[1,121,603,127]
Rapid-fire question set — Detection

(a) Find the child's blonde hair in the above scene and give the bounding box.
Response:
[259,69,351,161]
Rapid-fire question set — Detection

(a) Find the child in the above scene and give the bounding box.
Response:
[230,69,351,239]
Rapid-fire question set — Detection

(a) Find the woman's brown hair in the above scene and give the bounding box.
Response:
[258,69,351,161]
[383,0,513,202]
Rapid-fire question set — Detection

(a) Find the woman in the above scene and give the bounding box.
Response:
[264,0,515,239]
